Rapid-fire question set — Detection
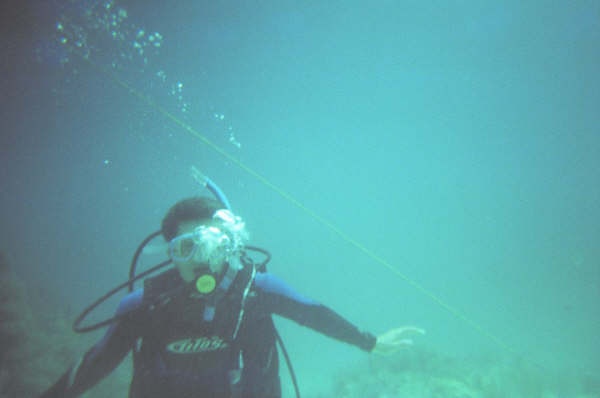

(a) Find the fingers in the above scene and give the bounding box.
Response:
[398,326,426,336]
[387,327,425,344]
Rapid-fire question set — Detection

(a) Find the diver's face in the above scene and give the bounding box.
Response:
[172,219,228,283]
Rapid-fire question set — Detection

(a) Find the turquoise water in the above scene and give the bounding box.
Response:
[1,1,598,397]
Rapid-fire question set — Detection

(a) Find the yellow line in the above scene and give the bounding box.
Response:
[94,61,524,360]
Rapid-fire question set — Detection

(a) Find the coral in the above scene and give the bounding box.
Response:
[0,252,46,397]
[0,252,129,397]
[328,346,600,398]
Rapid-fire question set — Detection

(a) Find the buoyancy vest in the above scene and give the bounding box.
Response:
[129,260,256,398]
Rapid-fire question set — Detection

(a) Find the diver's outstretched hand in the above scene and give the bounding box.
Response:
[372,326,426,355]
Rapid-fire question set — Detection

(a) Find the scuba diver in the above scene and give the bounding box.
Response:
[39,177,424,398]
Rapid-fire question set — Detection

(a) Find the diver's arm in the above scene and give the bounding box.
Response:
[39,290,144,398]
[254,273,377,351]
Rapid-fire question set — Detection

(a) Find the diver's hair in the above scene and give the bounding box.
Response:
[161,197,223,241]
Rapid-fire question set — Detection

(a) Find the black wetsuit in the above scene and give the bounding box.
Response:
[40,263,376,398]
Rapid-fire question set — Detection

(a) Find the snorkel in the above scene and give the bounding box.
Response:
[191,166,232,211]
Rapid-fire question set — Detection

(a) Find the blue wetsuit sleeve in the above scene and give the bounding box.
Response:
[39,289,144,398]
[254,273,377,352]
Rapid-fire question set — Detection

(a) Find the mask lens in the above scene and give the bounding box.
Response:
[168,225,230,265]
[178,237,196,258]
[169,233,198,263]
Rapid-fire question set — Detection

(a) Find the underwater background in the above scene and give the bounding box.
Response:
[1,1,599,397]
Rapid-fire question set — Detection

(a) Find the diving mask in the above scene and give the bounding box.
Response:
[168,209,248,269]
